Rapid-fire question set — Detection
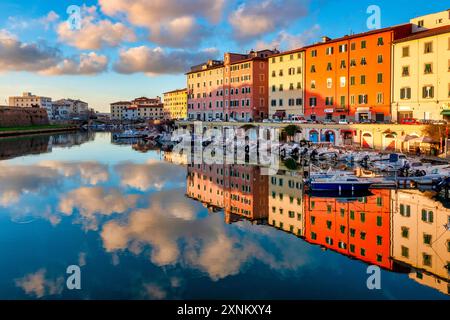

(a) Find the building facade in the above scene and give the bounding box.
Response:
[110,101,132,120]
[52,99,89,120]
[304,25,412,123]
[110,97,163,121]
[392,25,450,121]
[163,88,188,120]
[410,9,450,33]
[8,92,53,119]
[268,49,305,119]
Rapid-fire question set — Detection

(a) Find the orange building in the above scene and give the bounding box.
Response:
[304,25,412,123]
[304,190,393,269]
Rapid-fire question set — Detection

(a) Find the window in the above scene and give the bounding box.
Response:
[361,40,367,49]
[340,60,346,69]
[400,87,412,100]
[327,62,332,71]
[350,59,356,67]
[377,73,383,83]
[311,80,316,89]
[401,246,409,258]
[351,42,356,50]
[423,234,432,245]
[422,86,434,99]
[423,253,432,267]
[360,75,366,85]
[400,204,411,216]
[358,94,368,104]
[311,65,316,73]
[421,209,434,223]
[402,46,410,57]
[361,57,367,65]
[311,50,317,57]
[377,37,384,46]
[340,96,345,107]
[326,47,334,55]
[424,42,433,54]
[360,212,366,223]
[424,63,433,74]
[327,78,332,88]
[339,44,347,53]
[402,66,410,77]
[418,20,424,27]
[401,227,409,238]
[309,97,317,107]
[376,236,383,245]
[377,54,383,63]
[350,76,355,86]
[340,76,346,88]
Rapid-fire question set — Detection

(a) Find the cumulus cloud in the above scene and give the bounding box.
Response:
[99,0,226,47]
[7,11,60,31]
[255,24,321,51]
[38,161,109,185]
[59,186,139,231]
[15,269,64,298]
[115,160,186,191]
[101,190,311,281]
[229,0,310,41]
[57,5,136,50]
[39,52,108,76]
[0,32,107,75]
[113,46,219,75]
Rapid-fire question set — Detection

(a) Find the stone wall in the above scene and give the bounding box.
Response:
[0,106,49,127]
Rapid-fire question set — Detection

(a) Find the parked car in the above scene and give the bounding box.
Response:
[291,116,308,124]
[338,119,349,125]
[262,119,272,123]
[399,118,420,125]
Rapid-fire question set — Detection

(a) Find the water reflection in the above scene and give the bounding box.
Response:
[0,132,448,299]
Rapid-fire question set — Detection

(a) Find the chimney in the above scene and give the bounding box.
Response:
[322,36,331,43]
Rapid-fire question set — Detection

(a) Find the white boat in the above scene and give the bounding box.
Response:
[307,172,374,192]
[113,130,147,139]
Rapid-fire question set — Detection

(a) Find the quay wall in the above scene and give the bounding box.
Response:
[0,106,49,127]
[176,121,436,153]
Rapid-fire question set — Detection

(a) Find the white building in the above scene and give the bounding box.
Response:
[52,99,89,120]
[111,97,164,121]
[9,92,53,119]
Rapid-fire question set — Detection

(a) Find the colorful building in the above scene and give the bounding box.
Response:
[268,49,305,119]
[392,25,450,121]
[304,25,412,123]
[391,190,450,295]
[268,171,305,237]
[303,190,393,269]
[163,88,188,120]
[110,97,163,121]
[187,60,224,121]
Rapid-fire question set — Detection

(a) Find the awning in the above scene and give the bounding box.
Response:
[441,110,450,116]
[399,134,419,142]
[383,129,397,135]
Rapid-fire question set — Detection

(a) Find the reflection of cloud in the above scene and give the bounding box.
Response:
[39,161,109,185]
[15,269,64,298]
[101,191,310,281]
[59,187,138,231]
[143,283,167,300]
[115,160,185,191]
[0,164,60,206]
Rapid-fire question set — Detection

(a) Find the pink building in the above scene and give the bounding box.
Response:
[187,49,278,122]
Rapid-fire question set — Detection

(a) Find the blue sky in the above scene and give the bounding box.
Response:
[0,0,447,112]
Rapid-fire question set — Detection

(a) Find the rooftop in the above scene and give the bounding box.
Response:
[393,24,450,43]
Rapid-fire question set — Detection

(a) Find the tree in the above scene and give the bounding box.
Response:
[283,125,301,142]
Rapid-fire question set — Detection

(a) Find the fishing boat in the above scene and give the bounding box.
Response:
[306,172,374,192]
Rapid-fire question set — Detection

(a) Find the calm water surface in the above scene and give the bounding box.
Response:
[0,132,448,299]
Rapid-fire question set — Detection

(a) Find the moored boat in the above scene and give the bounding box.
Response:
[306,172,374,193]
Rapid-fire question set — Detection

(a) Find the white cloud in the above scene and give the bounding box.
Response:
[113,46,219,75]
[229,0,309,41]
[39,52,108,76]
[15,269,64,298]
[57,6,136,50]
[99,0,226,47]
[255,24,321,51]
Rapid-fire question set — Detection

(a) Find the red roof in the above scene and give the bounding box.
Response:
[393,25,450,43]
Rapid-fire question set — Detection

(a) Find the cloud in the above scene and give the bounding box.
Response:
[7,11,60,31]
[38,161,109,185]
[99,0,226,47]
[115,160,186,191]
[57,6,136,50]
[0,32,107,75]
[113,46,219,75]
[15,269,64,298]
[229,0,309,41]
[255,24,321,51]
[143,283,167,300]
[59,186,139,231]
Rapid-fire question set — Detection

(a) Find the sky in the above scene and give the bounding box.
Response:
[0,0,447,112]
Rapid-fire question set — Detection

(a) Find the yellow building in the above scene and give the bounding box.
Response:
[268,49,305,119]
[391,190,450,295]
[392,23,450,121]
[410,9,450,33]
[268,171,305,237]
[163,88,188,120]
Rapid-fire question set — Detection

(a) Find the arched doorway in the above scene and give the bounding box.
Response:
[362,132,373,149]
[309,130,319,143]
[324,130,336,144]
[384,134,397,151]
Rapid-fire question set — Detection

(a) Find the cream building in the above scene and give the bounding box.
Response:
[392,19,450,121]
[9,92,53,119]
[268,171,305,237]
[163,88,188,120]
[410,9,450,33]
[110,101,132,120]
[391,190,449,295]
[110,97,164,121]
[268,49,305,119]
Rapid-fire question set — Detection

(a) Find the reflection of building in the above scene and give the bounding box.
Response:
[391,190,450,295]
[163,151,189,165]
[268,171,305,237]
[268,49,305,120]
[163,89,188,120]
[304,190,393,269]
[186,164,268,223]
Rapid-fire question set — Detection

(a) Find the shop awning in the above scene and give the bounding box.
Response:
[441,110,450,116]
[273,111,286,118]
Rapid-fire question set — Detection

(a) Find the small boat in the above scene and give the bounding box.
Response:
[306,173,374,193]
[113,130,147,139]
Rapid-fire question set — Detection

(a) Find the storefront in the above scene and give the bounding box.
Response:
[398,106,413,120]
[356,107,371,122]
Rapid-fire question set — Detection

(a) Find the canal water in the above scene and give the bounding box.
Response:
[0,131,448,299]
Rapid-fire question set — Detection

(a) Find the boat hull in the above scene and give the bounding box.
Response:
[309,182,373,192]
